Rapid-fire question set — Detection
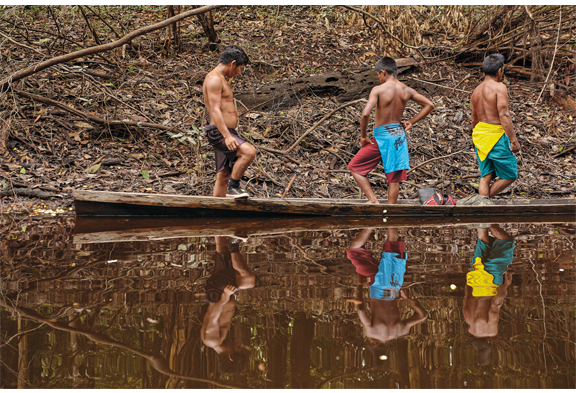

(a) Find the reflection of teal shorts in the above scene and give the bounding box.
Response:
[471,239,515,286]
[475,134,518,180]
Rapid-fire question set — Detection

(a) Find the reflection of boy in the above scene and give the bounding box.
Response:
[201,236,255,375]
[346,228,428,345]
[463,224,514,364]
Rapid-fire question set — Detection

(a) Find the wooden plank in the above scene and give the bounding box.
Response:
[73,190,576,217]
[73,214,576,244]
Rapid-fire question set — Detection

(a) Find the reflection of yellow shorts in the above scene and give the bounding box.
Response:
[467,257,498,297]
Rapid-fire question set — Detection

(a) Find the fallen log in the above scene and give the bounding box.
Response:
[15,91,178,132]
[0,188,60,199]
[236,59,417,110]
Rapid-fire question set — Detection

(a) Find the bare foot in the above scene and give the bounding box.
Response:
[364,200,380,204]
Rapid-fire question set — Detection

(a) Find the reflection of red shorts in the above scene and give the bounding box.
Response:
[347,138,407,183]
[346,241,406,282]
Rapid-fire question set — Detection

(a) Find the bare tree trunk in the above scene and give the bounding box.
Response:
[194,8,219,51]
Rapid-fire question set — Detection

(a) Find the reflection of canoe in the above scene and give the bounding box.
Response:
[73,214,575,244]
[73,190,576,218]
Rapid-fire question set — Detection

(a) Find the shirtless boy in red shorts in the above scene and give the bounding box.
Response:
[348,57,434,204]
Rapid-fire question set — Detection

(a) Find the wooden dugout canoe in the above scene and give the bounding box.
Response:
[73,190,576,218]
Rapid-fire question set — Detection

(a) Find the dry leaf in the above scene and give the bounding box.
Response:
[85,163,101,174]
[74,121,94,129]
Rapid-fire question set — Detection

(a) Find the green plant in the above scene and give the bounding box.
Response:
[167,125,208,146]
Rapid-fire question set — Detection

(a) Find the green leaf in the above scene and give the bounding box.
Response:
[20,167,26,174]
[469,182,479,187]
[21,226,27,232]
[85,163,101,174]
[141,170,150,180]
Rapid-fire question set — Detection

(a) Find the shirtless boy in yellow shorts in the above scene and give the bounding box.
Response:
[470,54,521,199]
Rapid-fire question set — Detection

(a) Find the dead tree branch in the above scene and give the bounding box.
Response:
[0,4,222,94]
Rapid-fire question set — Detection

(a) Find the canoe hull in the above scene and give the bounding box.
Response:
[73,190,576,218]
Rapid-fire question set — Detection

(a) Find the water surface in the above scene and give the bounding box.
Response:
[1,215,574,388]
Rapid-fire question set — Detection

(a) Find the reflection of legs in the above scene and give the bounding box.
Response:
[351,171,379,204]
[230,143,256,181]
[350,228,374,249]
[231,252,255,290]
[214,170,231,197]
[477,228,491,244]
[215,235,230,254]
[488,224,513,241]
[387,227,398,242]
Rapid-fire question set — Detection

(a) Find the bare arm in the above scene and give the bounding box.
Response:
[205,76,239,151]
[471,94,479,130]
[400,289,428,328]
[359,89,378,146]
[402,90,435,131]
[496,85,520,153]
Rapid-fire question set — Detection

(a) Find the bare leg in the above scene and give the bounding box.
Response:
[488,179,515,197]
[387,182,400,204]
[213,169,231,197]
[479,172,515,198]
[230,143,256,181]
[351,170,379,203]
[478,173,494,197]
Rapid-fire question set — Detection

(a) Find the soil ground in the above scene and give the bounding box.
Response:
[1,6,575,217]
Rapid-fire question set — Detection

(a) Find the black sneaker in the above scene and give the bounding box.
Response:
[226,186,250,199]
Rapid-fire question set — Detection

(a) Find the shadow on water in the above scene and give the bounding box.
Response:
[1,214,575,388]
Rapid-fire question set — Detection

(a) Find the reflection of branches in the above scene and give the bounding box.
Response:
[1,322,47,348]
[0,300,240,389]
[316,366,376,389]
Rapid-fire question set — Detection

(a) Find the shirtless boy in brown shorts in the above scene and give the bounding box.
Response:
[203,45,256,198]
[348,57,434,204]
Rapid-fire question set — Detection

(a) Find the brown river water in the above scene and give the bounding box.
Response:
[1,214,574,388]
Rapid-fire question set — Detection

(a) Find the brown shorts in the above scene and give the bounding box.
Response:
[204,125,246,173]
[347,138,407,183]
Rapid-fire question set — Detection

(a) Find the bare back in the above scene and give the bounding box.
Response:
[202,69,238,130]
[372,80,413,127]
[471,79,507,126]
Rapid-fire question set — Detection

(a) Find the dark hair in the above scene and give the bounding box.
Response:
[217,348,249,376]
[482,54,505,77]
[219,45,250,67]
[375,57,397,77]
[471,338,493,366]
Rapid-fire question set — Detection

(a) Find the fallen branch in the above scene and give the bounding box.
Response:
[0,5,221,94]
[281,175,297,198]
[259,98,367,155]
[404,76,471,94]
[0,188,60,199]
[15,90,178,132]
[407,148,475,174]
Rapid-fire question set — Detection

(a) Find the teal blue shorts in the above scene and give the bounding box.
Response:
[475,134,518,180]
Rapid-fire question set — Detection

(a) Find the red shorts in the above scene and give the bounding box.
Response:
[347,138,407,183]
